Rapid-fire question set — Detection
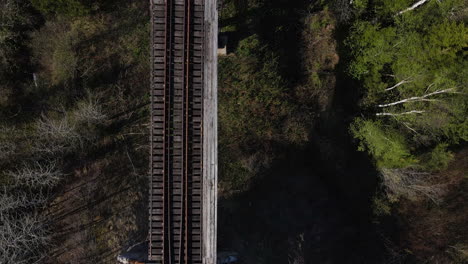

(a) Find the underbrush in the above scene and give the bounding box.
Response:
[1,0,150,262]
[394,148,468,263]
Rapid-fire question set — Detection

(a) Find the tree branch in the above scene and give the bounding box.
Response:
[385,79,412,91]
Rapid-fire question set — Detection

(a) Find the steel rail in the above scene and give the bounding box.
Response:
[178,0,187,261]
[164,0,173,262]
[184,0,192,262]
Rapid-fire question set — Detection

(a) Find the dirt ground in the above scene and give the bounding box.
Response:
[398,148,468,263]
[43,145,148,264]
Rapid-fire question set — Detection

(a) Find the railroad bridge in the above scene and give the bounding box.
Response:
[148,0,217,263]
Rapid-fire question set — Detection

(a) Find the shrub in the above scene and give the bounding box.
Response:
[34,114,81,154]
[372,196,392,215]
[333,0,354,22]
[31,20,78,86]
[72,95,107,142]
[219,159,253,195]
[0,0,34,68]
[50,40,78,84]
[0,0,36,109]
[0,86,13,109]
[236,34,261,57]
[219,45,292,143]
[380,168,446,203]
[448,244,468,264]
[424,143,454,171]
[36,114,79,143]
[0,126,17,162]
[31,0,92,17]
[73,94,107,125]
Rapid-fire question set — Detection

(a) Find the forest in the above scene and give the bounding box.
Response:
[0,0,467,263]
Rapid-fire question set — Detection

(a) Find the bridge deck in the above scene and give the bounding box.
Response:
[149,0,217,263]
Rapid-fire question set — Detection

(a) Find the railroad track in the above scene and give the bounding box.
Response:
[149,0,204,263]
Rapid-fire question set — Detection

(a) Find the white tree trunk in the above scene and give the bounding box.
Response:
[376,110,425,116]
[378,88,456,108]
[385,79,412,91]
[397,0,430,15]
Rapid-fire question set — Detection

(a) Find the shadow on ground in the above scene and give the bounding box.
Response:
[44,139,149,264]
[218,0,386,263]
[218,142,385,264]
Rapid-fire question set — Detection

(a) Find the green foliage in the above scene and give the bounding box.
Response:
[219,0,238,21]
[346,0,467,171]
[351,119,416,168]
[448,244,468,263]
[309,13,332,31]
[396,0,466,28]
[346,22,396,80]
[0,0,36,109]
[426,21,467,57]
[374,0,412,17]
[52,40,78,83]
[218,33,310,193]
[219,35,292,143]
[31,9,150,92]
[31,20,79,85]
[351,0,369,10]
[119,23,150,66]
[423,143,454,171]
[372,196,392,216]
[219,158,253,194]
[0,1,150,261]
[31,0,91,17]
[236,34,262,57]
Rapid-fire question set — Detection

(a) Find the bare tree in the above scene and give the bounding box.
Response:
[36,114,79,141]
[34,114,81,154]
[0,190,47,214]
[0,213,50,264]
[381,168,446,204]
[6,161,63,188]
[74,96,107,125]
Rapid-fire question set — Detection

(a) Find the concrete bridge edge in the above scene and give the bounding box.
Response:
[202,0,218,264]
